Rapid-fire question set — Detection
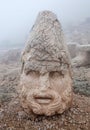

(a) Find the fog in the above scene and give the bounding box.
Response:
[0,0,90,48]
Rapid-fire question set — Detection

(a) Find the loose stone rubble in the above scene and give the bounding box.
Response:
[72,44,90,67]
[18,11,73,116]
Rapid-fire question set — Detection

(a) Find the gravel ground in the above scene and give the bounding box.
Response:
[73,66,90,96]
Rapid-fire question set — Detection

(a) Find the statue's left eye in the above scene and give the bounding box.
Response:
[49,71,61,77]
[25,70,40,77]
[49,71,64,78]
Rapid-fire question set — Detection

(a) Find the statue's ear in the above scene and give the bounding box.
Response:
[21,50,25,74]
[21,61,24,74]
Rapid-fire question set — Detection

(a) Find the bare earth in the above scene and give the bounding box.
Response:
[0,63,90,130]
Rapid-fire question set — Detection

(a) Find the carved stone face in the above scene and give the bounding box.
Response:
[19,11,73,116]
[19,66,72,116]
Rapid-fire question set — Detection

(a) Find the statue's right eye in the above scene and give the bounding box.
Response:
[24,70,40,77]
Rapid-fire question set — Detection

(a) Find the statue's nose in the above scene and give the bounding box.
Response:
[39,73,50,91]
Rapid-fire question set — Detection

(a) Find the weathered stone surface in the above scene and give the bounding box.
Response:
[18,11,73,116]
[72,44,90,67]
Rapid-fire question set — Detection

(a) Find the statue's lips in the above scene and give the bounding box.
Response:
[34,95,53,104]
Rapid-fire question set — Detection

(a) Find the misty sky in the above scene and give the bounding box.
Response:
[0,0,90,46]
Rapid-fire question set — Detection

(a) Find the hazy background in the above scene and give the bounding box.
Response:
[0,0,90,49]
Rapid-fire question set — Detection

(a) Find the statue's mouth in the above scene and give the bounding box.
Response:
[34,95,53,104]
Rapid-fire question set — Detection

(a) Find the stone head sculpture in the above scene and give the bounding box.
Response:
[19,11,73,116]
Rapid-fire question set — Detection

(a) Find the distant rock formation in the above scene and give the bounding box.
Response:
[19,11,73,116]
[66,17,90,45]
[0,49,21,64]
[67,42,78,58]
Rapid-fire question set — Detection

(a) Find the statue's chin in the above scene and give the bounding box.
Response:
[32,106,56,116]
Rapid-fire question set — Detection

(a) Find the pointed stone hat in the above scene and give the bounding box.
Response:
[21,11,71,75]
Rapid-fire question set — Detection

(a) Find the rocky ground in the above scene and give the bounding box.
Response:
[73,66,90,96]
[0,63,90,130]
